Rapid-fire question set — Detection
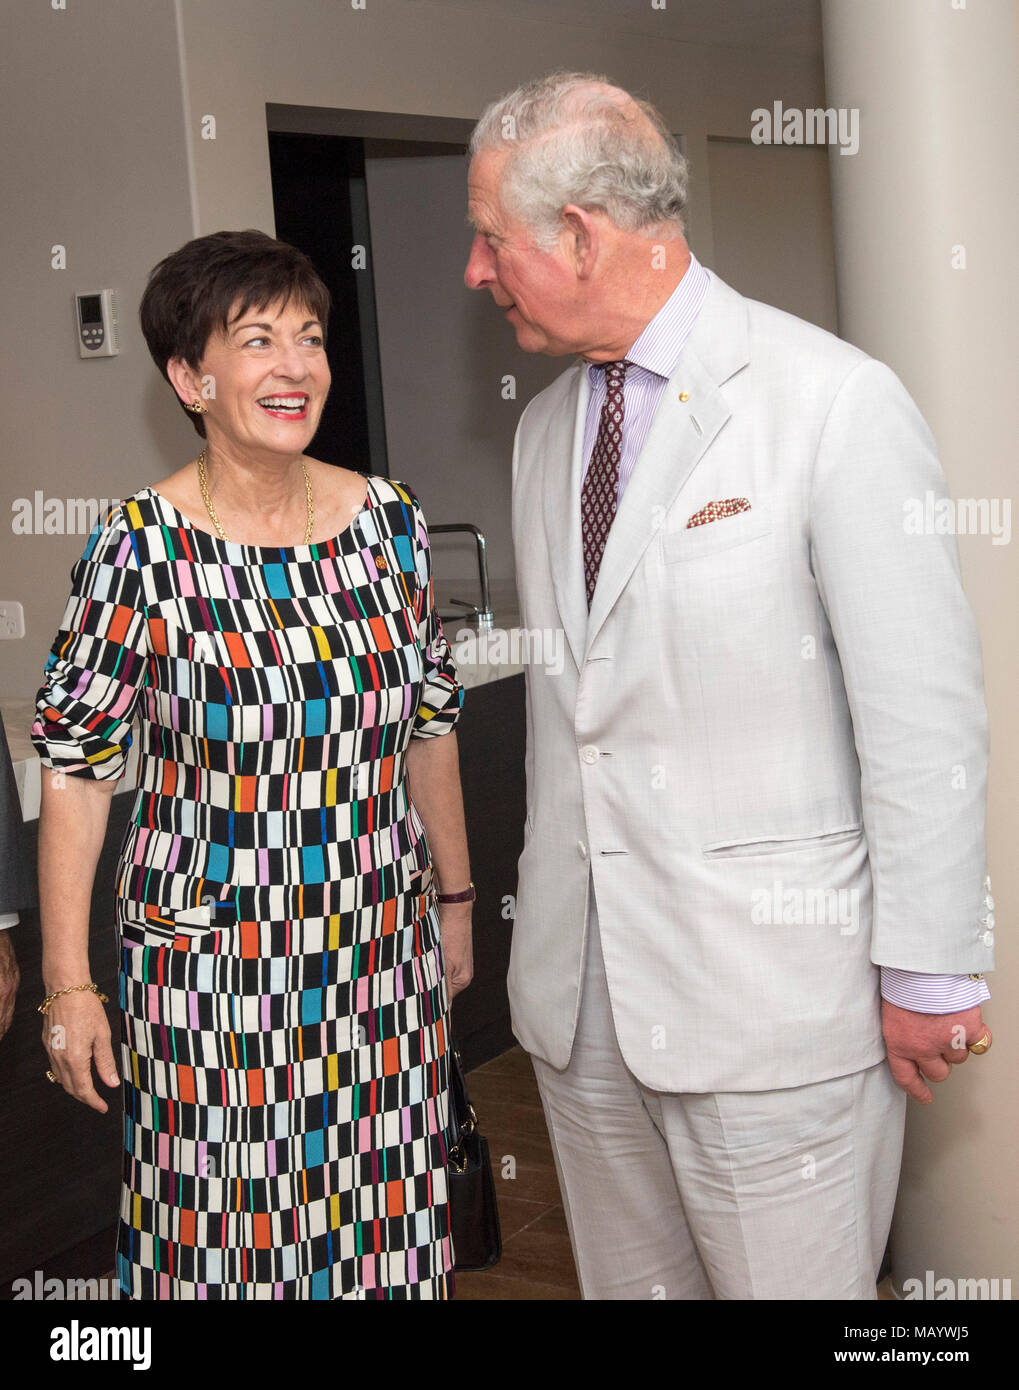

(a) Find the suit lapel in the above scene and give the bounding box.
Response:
[540,361,590,675]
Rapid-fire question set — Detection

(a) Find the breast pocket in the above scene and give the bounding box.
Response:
[661,506,773,563]
[658,506,777,640]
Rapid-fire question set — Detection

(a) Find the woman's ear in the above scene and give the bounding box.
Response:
[166,356,202,406]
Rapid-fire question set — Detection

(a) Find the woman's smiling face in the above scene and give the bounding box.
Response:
[178,296,331,459]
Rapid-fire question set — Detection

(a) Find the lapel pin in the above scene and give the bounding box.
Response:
[678,391,690,403]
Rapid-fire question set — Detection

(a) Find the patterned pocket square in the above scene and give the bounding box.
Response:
[686,498,752,528]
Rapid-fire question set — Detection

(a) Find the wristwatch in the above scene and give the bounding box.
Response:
[436,880,476,904]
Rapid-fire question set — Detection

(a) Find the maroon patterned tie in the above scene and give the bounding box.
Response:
[581,360,628,607]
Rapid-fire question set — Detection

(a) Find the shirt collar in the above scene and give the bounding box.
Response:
[585,250,710,384]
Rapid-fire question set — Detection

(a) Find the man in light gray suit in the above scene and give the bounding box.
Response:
[464,73,995,1299]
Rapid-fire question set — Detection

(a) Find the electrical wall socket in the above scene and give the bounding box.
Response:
[0,602,26,639]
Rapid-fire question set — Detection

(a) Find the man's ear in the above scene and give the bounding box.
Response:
[561,205,599,279]
[166,356,201,405]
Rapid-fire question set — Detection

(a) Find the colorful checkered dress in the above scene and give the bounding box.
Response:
[32,475,465,1299]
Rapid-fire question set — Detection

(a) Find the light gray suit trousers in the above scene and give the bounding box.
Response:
[531,868,907,1300]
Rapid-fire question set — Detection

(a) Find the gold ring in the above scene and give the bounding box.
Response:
[45,1069,58,1083]
[968,1033,991,1055]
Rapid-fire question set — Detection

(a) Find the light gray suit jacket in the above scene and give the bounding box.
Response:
[507,269,991,1093]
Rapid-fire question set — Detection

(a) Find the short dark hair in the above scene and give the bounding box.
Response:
[139,229,331,438]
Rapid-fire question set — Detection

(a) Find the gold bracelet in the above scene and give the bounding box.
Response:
[38,982,109,1015]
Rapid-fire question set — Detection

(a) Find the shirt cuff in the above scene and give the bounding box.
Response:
[0,913,19,930]
[880,967,990,1013]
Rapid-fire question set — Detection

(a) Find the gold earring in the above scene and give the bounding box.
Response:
[184,399,208,414]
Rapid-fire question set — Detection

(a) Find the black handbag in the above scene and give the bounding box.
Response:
[447,1046,502,1272]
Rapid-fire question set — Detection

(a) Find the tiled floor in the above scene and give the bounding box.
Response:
[454,1045,581,1301]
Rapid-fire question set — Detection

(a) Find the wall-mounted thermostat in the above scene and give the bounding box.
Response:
[75,289,119,357]
[0,601,25,639]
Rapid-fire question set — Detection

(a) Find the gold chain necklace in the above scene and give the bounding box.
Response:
[196,449,314,544]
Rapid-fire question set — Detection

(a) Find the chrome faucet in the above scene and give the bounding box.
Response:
[430,524,495,630]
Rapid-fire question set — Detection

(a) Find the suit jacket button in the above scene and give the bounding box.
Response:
[577,842,588,859]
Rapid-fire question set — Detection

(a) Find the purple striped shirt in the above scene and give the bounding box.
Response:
[581,252,710,500]
[578,254,989,1016]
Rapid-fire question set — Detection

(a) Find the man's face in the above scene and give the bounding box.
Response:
[465,149,581,356]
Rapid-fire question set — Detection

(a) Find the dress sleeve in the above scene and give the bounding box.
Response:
[406,488,465,739]
[31,504,150,781]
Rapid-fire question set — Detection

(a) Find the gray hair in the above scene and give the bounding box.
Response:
[469,71,689,251]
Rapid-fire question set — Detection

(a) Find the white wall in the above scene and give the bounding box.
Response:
[708,140,838,333]
[0,0,194,698]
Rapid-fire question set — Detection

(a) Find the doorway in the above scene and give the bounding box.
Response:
[267,106,475,480]
[268,130,388,474]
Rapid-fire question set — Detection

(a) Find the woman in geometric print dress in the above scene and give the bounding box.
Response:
[33,229,473,1298]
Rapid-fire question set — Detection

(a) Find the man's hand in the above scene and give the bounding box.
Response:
[882,1000,991,1104]
[0,932,19,1041]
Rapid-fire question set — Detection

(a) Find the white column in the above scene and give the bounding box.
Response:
[822,0,1018,1294]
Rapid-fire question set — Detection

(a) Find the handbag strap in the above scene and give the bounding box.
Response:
[447,1048,478,1174]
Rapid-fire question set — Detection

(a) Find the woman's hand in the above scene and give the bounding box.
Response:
[439,901,474,998]
[42,992,119,1113]
[37,768,119,1109]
